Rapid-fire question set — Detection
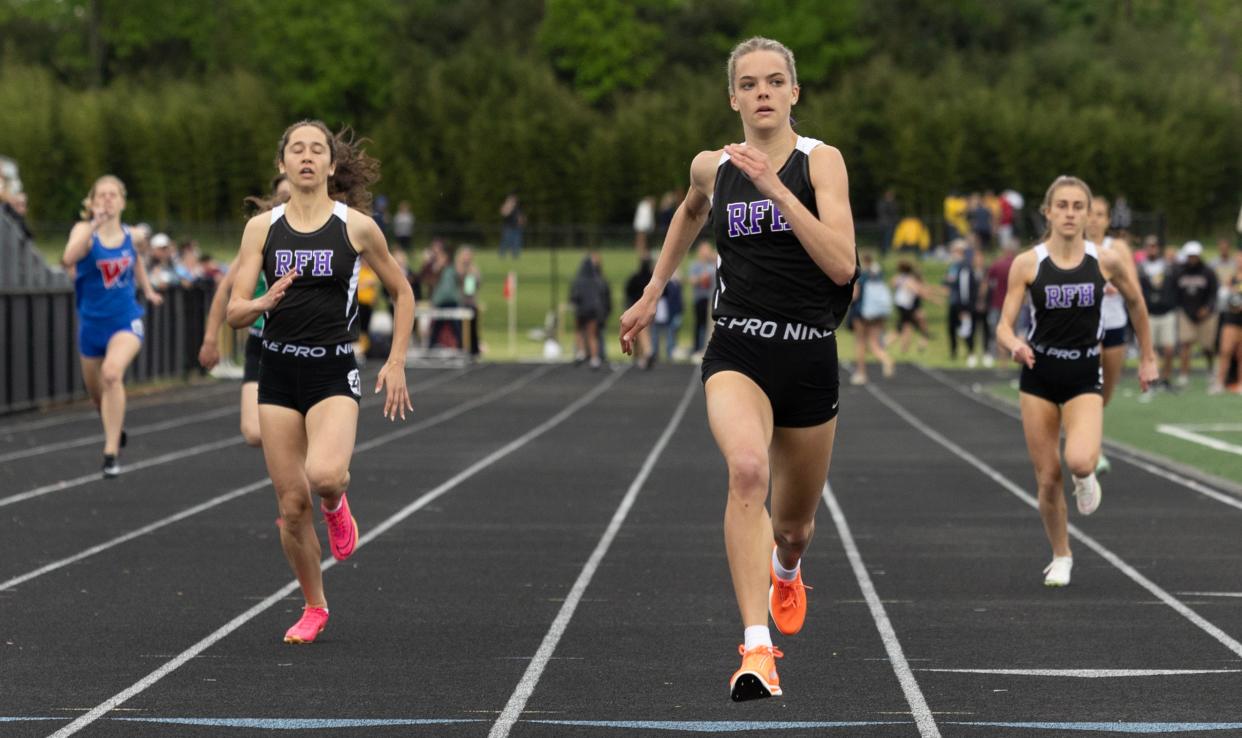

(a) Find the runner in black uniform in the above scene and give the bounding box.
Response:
[620,37,857,702]
[227,121,414,644]
[996,176,1156,588]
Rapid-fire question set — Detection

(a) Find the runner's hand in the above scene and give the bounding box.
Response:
[375,359,412,421]
[1011,342,1035,369]
[1137,355,1158,392]
[198,340,220,370]
[259,269,297,311]
[723,143,788,200]
[619,298,657,355]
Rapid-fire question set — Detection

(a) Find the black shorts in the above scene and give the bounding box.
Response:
[1019,344,1102,405]
[243,332,263,383]
[701,317,840,427]
[258,340,361,415]
[896,306,919,329]
[1102,326,1126,349]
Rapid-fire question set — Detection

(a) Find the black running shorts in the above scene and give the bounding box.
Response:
[701,317,840,427]
[243,333,263,383]
[1019,344,1102,405]
[258,340,361,415]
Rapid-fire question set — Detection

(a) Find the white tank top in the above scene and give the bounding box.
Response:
[1099,237,1128,330]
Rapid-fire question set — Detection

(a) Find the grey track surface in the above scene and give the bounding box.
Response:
[2,364,1240,737]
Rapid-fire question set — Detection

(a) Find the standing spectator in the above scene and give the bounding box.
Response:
[632,195,655,255]
[624,254,655,369]
[418,237,447,301]
[656,190,680,242]
[986,240,1018,365]
[1110,194,1132,233]
[943,240,970,360]
[967,192,993,251]
[1174,241,1219,386]
[688,240,717,355]
[964,247,990,367]
[498,192,525,259]
[652,268,684,361]
[456,246,481,356]
[1139,241,1179,389]
[876,187,899,254]
[372,194,389,235]
[430,245,461,348]
[943,191,968,244]
[1002,188,1025,240]
[147,233,179,290]
[355,260,380,357]
[393,201,414,252]
[569,251,607,369]
[1213,247,1242,393]
[3,191,33,238]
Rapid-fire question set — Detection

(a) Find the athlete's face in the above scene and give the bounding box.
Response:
[1045,185,1089,240]
[1087,200,1110,240]
[91,180,125,221]
[280,126,334,190]
[730,51,798,130]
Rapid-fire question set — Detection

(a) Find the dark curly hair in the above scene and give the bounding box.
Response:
[272,120,380,212]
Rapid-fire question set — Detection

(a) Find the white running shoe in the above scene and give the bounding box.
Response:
[966,354,979,368]
[1043,556,1073,587]
[1073,473,1102,515]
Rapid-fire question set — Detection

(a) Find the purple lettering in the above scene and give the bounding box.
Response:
[312,250,332,277]
[275,251,293,276]
[771,203,791,232]
[747,200,771,235]
[1079,284,1095,307]
[726,202,750,238]
[294,251,314,275]
[1044,285,1065,308]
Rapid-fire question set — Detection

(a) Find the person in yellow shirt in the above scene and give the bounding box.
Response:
[356,261,381,356]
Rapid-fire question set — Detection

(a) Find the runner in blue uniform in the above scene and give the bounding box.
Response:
[61,175,162,478]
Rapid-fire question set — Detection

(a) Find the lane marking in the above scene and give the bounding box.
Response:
[0,406,238,463]
[917,366,1242,513]
[0,367,473,509]
[1177,592,1242,598]
[487,370,698,738]
[1156,424,1242,457]
[921,668,1242,677]
[528,720,908,732]
[867,383,1242,661]
[944,722,1242,734]
[822,481,941,738]
[0,366,553,593]
[0,383,240,434]
[48,367,626,738]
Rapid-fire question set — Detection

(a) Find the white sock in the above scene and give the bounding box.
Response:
[744,625,772,651]
[323,497,344,513]
[772,547,800,582]
[1072,473,1095,489]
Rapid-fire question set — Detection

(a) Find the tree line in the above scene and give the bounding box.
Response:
[1,0,1237,235]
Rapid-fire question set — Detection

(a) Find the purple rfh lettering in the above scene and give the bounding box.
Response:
[771,203,791,232]
[312,250,332,277]
[747,200,771,236]
[1044,283,1096,309]
[274,251,294,276]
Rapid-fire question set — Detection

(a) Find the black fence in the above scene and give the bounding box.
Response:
[0,284,213,415]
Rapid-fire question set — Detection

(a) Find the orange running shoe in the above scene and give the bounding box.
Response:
[283,606,329,644]
[769,549,811,636]
[729,644,783,701]
[322,493,359,561]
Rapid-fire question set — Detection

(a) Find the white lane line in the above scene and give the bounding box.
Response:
[488,370,698,738]
[48,367,626,738]
[0,365,555,593]
[867,383,1242,661]
[921,668,1242,677]
[1177,592,1242,598]
[0,367,473,509]
[917,366,1242,513]
[1156,425,1242,457]
[0,383,241,434]
[822,481,942,738]
[0,406,238,463]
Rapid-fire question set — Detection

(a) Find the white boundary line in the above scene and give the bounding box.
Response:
[1156,425,1242,457]
[0,365,555,593]
[0,382,241,434]
[49,366,627,738]
[0,406,237,463]
[0,367,473,509]
[917,366,1242,513]
[488,370,698,738]
[822,481,941,738]
[867,383,1242,661]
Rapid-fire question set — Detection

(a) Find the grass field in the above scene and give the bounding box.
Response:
[984,374,1242,485]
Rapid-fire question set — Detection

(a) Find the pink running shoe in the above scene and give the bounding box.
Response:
[283,606,329,644]
[322,493,359,561]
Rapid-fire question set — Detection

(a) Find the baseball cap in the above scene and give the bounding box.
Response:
[151,233,171,249]
[1181,240,1203,258]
